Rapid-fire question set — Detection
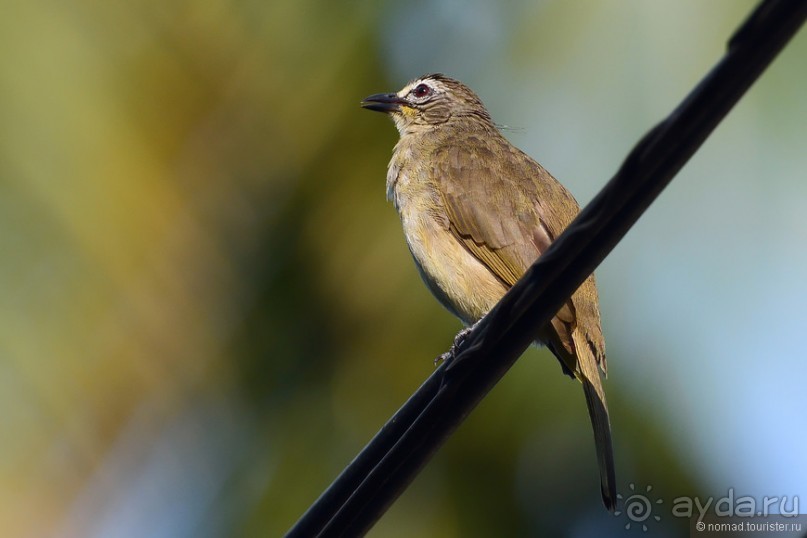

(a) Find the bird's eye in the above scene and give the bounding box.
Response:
[412,83,432,99]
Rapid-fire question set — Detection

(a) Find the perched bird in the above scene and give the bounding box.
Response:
[361,73,616,510]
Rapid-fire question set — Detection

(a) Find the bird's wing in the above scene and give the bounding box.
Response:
[432,136,605,374]
[433,135,615,508]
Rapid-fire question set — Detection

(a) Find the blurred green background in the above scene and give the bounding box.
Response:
[1,1,805,536]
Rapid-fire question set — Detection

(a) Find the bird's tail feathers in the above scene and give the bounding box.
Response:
[575,333,617,512]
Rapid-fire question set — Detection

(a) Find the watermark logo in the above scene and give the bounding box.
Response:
[613,484,801,532]
[614,483,663,531]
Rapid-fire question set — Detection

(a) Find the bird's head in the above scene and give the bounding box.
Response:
[361,74,492,134]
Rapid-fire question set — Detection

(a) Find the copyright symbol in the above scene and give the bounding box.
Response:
[696,521,705,531]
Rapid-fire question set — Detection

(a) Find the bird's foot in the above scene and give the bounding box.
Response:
[434,325,476,366]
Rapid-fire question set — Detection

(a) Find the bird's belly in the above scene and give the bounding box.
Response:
[400,210,508,325]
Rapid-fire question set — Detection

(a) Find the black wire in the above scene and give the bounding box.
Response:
[286,1,807,536]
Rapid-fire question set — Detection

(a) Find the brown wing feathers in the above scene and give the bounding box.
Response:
[435,137,601,373]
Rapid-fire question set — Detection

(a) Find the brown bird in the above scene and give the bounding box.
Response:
[361,73,615,510]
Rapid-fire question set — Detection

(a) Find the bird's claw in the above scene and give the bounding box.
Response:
[434,326,475,366]
[434,351,452,366]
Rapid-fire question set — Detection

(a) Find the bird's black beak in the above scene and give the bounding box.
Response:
[361,93,405,113]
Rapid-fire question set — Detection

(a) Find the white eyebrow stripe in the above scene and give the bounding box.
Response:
[397,82,416,97]
[397,79,444,98]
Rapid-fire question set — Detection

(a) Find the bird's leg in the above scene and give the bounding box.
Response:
[434,321,479,366]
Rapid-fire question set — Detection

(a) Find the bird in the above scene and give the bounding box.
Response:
[361,73,616,511]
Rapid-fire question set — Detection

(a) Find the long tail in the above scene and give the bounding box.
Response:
[575,335,617,511]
